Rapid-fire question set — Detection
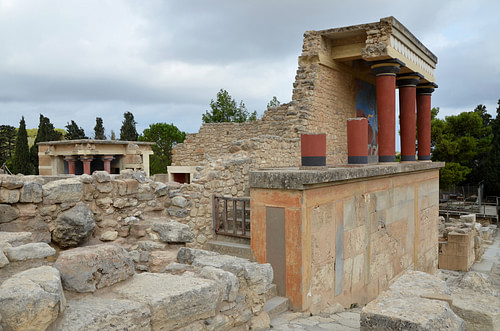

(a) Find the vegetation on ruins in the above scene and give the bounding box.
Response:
[119,111,138,141]
[11,117,33,175]
[0,125,16,168]
[139,123,186,175]
[202,89,257,123]
[431,103,497,194]
[483,100,500,195]
[267,96,281,109]
[65,120,87,140]
[94,117,106,140]
[30,114,63,174]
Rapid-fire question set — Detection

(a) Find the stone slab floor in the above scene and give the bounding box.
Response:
[268,224,500,330]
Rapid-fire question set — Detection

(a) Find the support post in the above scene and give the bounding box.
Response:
[397,73,422,161]
[416,82,438,161]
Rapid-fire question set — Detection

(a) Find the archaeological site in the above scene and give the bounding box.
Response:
[1,16,499,331]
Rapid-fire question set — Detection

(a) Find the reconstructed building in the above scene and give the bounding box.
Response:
[37,140,154,176]
[171,16,441,312]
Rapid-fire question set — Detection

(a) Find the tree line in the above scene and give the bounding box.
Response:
[0,89,280,176]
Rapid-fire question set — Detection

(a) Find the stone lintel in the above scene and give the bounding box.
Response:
[249,162,444,190]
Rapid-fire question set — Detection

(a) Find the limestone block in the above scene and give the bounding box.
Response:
[0,218,50,243]
[172,196,188,208]
[52,202,95,248]
[0,231,32,246]
[79,174,93,184]
[249,312,271,331]
[0,251,8,268]
[152,220,194,243]
[0,266,66,331]
[5,243,56,261]
[137,240,167,251]
[96,181,113,193]
[113,273,219,330]
[0,175,23,189]
[149,250,177,273]
[124,179,139,194]
[16,203,37,218]
[177,247,220,265]
[92,170,111,183]
[205,314,232,331]
[167,206,189,218]
[153,182,169,196]
[52,297,151,331]
[137,184,154,201]
[460,214,476,223]
[243,262,274,295]
[54,244,134,292]
[100,230,118,241]
[0,204,19,223]
[19,182,43,203]
[43,178,83,203]
[113,198,137,209]
[0,188,19,204]
[199,266,239,301]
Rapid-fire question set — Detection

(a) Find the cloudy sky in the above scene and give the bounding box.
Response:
[1,0,499,138]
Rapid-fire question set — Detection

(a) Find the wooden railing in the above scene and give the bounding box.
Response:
[212,195,250,238]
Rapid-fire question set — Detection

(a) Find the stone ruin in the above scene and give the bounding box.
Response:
[0,172,274,330]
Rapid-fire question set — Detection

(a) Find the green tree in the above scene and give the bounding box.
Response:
[120,112,138,141]
[484,99,500,195]
[0,125,17,166]
[139,123,186,175]
[12,117,33,174]
[202,89,257,123]
[65,120,87,140]
[267,96,281,109]
[110,130,116,140]
[94,117,106,140]
[30,114,63,174]
[431,107,493,189]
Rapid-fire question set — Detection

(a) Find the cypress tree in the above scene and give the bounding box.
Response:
[119,112,138,141]
[94,117,106,140]
[30,114,63,174]
[65,120,87,140]
[12,117,33,175]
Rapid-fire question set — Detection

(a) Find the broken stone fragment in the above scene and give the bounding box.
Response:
[42,177,83,203]
[5,243,56,261]
[152,220,194,243]
[0,204,19,223]
[51,202,95,248]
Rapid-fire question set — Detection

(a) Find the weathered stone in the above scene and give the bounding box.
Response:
[5,243,56,261]
[152,220,194,243]
[96,181,113,193]
[52,202,95,248]
[249,312,271,331]
[177,247,219,264]
[206,314,232,331]
[124,216,140,224]
[0,251,8,268]
[100,230,118,241]
[52,297,151,331]
[1,217,50,243]
[113,273,219,330]
[113,198,137,208]
[167,206,189,218]
[243,262,274,295]
[79,174,93,184]
[92,170,111,183]
[0,204,19,223]
[149,250,178,273]
[0,231,32,246]
[19,182,43,203]
[163,262,196,275]
[199,266,239,302]
[153,182,169,196]
[0,188,19,203]
[54,244,134,292]
[0,266,65,331]
[43,178,83,203]
[361,270,464,331]
[172,196,188,208]
[137,184,154,200]
[137,240,167,251]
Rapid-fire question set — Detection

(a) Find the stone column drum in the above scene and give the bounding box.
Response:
[397,73,422,161]
[347,118,368,164]
[300,133,326,167]
[370,59,404,162]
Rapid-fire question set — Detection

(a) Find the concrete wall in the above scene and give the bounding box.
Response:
[250,163,442,311]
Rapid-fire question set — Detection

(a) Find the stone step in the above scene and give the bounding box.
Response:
[264,284,278,301]
[264,296,290,320]
[214,234,250,245]
[204,240,253,261]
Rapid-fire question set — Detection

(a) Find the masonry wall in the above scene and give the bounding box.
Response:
[250,168,440,312]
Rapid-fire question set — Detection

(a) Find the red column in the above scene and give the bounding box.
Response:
[300,133,326,166]
[370,59,404,162]
[397,73,422,162]
[64,156,77,175]
[416,83,437,161]
[80,156,93,175]
[347,118,368,164]
[102,155,114,174]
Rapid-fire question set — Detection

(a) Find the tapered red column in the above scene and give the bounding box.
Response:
[416,82,437,161]
[64,156,77,175]
[102,155,114,174]
[80,156,93,175]
[370,59,404,162]
[397,73,422,161]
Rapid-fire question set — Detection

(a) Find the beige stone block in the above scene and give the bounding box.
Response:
[17,204,37,218]
[352,254,364,285]
[0,189,19,203]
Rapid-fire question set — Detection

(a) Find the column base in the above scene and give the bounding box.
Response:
[418,155,431,161]
[301,156,326,167]
[379,155,396,162]
[401,155,416,162]
[348,156,368,164]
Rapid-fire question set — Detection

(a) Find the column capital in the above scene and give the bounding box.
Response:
[397,72,423,88]
[64,156,77,161]
[416,82,438,95]
[369,59,405,76]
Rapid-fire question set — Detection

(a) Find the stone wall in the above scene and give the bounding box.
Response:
[250,163,443,312]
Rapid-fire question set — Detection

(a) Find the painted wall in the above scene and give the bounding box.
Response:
[250,168,439,311]
[355,79,378,159]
